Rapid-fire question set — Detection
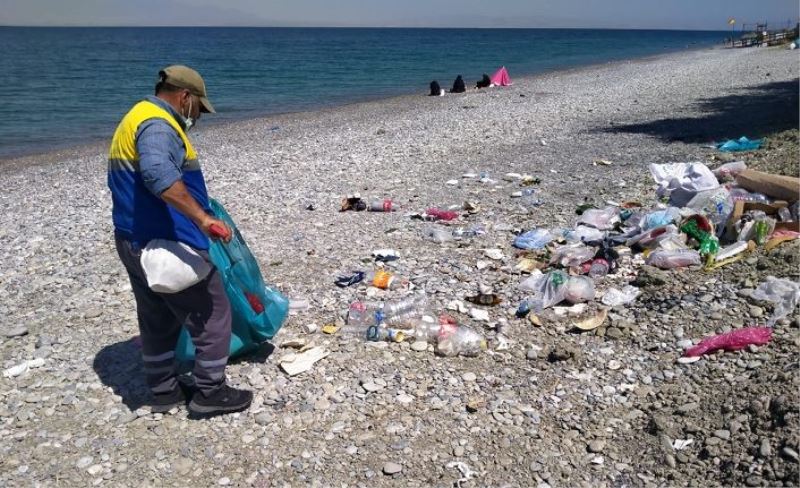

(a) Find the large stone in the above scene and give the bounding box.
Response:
[382,462,402,475]
[632,266,668,287]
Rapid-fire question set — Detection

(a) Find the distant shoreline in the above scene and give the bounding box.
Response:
[0,43,725,169]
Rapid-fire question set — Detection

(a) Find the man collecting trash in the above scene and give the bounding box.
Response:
[107,65,252,417]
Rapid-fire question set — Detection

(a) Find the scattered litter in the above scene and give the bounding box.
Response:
[280,346,330,376]
[3,358,46,378]
[592,159,613,166]
[750,277,800,326]
[601,285,641,307]
[513,229,553,249]
[322,324,340,334]
[372,249,399,262]
[716,136,763,152]
[573,308,608,331]
[673,439,695,451]
[684,327,772,357]
[446,461,479,488]
[650,162,719,207]
[340,194,367,212]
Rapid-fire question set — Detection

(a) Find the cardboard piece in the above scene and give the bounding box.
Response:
[735,170,800,202]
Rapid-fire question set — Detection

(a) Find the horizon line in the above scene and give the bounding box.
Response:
[0,24,747,31]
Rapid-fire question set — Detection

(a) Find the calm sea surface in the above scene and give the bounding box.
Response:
[0,27,727,158]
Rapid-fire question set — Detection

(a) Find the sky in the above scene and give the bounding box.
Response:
[0,0,797,30]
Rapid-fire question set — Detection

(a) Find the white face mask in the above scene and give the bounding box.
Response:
[182,96,195,131]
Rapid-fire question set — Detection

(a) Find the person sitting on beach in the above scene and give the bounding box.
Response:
[451,75,466,93]
[429,80,444,96]
[107,65,252,418]
[476,73,492,89]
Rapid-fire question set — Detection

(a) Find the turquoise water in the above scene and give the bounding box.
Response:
[0,27,727,158]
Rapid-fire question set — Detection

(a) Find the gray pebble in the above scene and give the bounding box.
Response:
[382,462,402,475]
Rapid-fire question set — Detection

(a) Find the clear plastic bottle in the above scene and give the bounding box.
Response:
[382,295,428,327]
[412,319,441,342]
[435,326,487,357]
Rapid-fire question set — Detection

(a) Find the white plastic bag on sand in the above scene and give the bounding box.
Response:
[601,285,641,307]
[650,162,719,207]
[140,239,211,293]
[563,225,604,243]
[563,276,595,304]
[751,277,800,327]
[578,207,620,230]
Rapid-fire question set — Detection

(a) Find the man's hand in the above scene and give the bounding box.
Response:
[161,180,231,243]
[200,215,232,243]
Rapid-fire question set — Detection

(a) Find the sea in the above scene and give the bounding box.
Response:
[0,27,728,159]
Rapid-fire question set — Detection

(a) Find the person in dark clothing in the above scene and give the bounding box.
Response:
[476,73,492,89]
[450,75,466,93]
[429,80,443,96]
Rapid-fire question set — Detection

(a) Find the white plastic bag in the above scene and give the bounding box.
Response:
[563,276,595,304]
[578,207,620,230]
[751,277,800,327]
[601,285,641,307]
[650,162,719,207]
[140,239,211,293]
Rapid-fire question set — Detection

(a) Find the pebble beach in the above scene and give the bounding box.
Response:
[1,46,798,486]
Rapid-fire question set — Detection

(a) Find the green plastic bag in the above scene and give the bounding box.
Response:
[176,199,288,361]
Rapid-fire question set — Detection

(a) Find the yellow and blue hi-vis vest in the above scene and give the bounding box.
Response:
[107,99,211,250]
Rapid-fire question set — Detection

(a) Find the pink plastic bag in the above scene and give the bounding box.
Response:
[684,327,772,357]
[425,208,459,221]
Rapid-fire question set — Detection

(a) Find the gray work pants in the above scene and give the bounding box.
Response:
[115,237,232,396]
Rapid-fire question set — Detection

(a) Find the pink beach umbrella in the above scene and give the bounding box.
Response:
[490,66,512,86]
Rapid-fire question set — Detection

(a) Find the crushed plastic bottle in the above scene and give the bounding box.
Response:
[435,317,487,357]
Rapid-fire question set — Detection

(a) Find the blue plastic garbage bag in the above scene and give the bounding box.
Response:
[176,199,289,362]
[717,136,763,152]
[513,228,553,249]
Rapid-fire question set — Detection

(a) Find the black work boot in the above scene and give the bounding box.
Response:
[150,385,190,413]
[188,384,252,418]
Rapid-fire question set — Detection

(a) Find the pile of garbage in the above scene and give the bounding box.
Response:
[507,159,799,343]
[320,156,798,365]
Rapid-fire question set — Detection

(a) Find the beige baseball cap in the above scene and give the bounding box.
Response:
[159,65,216,113]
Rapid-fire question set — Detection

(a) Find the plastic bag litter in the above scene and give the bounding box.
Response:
[626,225,685,250]
[549,243,596,267]
[518,270,544,292]
[751,277,800,327]
[577,206,620,230]
[562,225,605,243]
[521,270,568,313]
[646,249,701,269]
[601,285,641,307]
[513,228,553,249]
[716,136,763,152]
[712,161,747,180]
[642,207,682,230]
[423,227,454,243]
[684,327,772,357]
[650,162,719,207]
[563,276,595,304]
